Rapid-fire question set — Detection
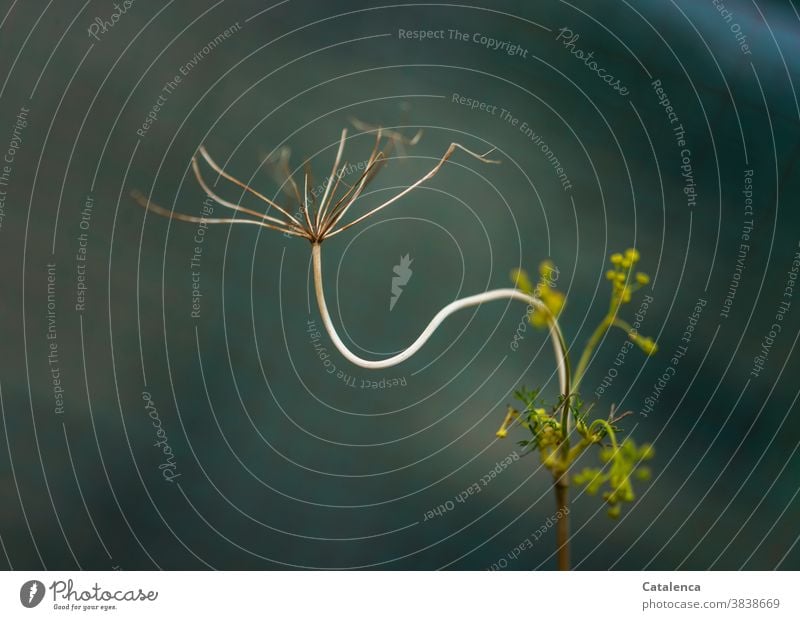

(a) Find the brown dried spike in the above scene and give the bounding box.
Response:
[131,189,306,237]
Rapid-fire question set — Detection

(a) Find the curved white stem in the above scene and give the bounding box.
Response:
[312,243,568,396]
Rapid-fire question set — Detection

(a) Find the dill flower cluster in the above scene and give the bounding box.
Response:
[511,260,565,328]
[606,249,657,356]
[606,248,649,305]
[573,438,654,518]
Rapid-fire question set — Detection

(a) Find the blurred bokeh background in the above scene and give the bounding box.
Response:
[0,0,798,570]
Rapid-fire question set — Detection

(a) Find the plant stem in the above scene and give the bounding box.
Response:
[313,242,575,570]
[573,314,613,389]
[589,419,620,450]
[312,242,571,394]
[554,474,570,570]
[545,308,573,571]
[551,305,631,569]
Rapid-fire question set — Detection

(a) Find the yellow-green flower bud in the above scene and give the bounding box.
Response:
[539,259,557,279]
[625,248,640,263]
[510,268,534,294]
[638,444,655,460]
[630,333,658,355]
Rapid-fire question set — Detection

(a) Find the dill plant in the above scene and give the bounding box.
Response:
[497,248,657,569]
[134,125,657,570]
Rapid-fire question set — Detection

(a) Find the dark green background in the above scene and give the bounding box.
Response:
[0,0,798,569]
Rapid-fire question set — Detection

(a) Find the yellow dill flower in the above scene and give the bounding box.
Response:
[630,333,658,355]
[496,405,517,438]
[539,259,558,280]
[512,261,564,328]
[510,267,534,295]
[532,287,564,327]
[606,249,651,309]
[542,287,564,316]
[625,248,640,263]
[638,443,655,460]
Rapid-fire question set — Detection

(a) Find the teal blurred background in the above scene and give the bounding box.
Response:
[0,0,798,569]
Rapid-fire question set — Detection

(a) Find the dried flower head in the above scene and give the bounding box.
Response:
[133,123,498,245]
